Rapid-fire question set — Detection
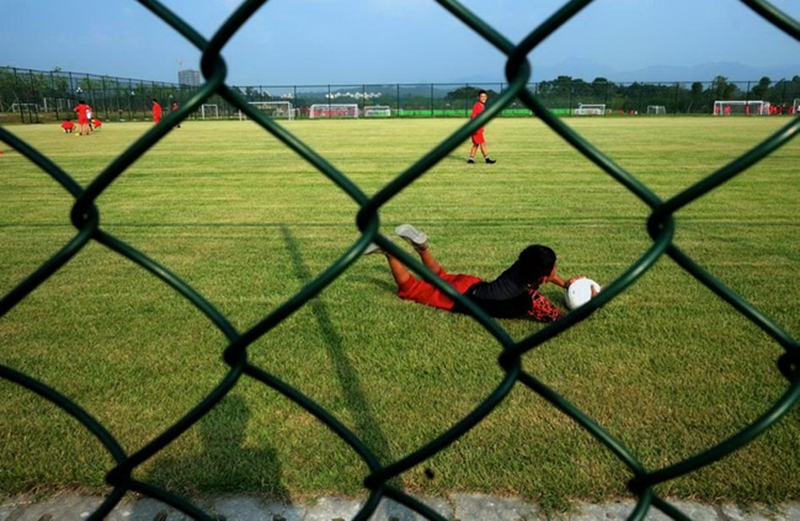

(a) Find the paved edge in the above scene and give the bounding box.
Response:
[1,494,799,521]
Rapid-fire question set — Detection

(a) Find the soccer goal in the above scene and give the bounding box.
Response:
[792,99,800,115]
[574,103,606,116]
[42,98,70,113]
[9,102,39,113]
[200,104,219,119]
[309,103,359,119]
[647,105,667,115]
[713,100,769,115]
[363,105,391,118]
[244,101,295,120]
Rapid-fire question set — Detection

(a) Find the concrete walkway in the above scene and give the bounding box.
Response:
[2,494,799,521]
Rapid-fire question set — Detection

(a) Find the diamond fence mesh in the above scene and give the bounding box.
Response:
[1,1,799,520]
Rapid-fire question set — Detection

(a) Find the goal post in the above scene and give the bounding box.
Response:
[713,100,769,115]
[243,101,295,120]
[574,103,606,116]
[363,105,391,118]
[9,102,40,113]
[200,104,219,119]
[309,103,359,119]
[647,105,667,115]
[793,99,800,115]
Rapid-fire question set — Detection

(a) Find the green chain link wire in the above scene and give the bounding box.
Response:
[1,1,798,519]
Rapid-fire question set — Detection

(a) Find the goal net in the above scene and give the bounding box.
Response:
[10,102,40,113]
[574,103,606,116]
[42,98,70,113]
[713,100,769,115]
[793,99,800,115]
[244,101,295,120]
[200,104,219,119]
[309,103,359,119]
[363,105,391,118]
[647,105,667,115]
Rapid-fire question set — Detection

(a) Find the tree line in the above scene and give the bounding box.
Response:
[2,65,798,123]
[445,75,800,114]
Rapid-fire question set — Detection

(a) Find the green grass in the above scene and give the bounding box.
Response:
[1,116,799,510]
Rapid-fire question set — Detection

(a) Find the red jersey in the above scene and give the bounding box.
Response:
[471,100,487,143]
[471,100,485,119]
[152,102,163,123]
[73,103,89,123]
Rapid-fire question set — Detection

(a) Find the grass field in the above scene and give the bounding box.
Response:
[1,116,798,510]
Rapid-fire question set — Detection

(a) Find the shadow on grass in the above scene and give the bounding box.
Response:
[279,225,406,493]
[141,393,291,512]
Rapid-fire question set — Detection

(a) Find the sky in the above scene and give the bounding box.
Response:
[2,0,798,86]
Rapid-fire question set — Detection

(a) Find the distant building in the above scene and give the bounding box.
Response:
[178,69,201,87]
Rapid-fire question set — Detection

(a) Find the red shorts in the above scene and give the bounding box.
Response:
[397,268,482,311]
[471,128,485,145]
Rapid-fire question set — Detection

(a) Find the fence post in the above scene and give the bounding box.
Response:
[781,81,787,108]
[27,69,39,124]
[568,80,574,116]
[745,81,752,114]
[12,68,23,123]
[128,79,134,121]
[674,82,679,114]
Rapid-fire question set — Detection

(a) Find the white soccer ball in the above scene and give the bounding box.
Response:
[565,278,601,310]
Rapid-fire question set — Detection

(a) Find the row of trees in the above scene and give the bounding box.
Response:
[446,75,800,114]
[2,65,798,123]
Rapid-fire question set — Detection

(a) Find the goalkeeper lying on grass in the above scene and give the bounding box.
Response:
[365,224,590,323]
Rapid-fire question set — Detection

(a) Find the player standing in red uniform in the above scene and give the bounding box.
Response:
[152,99,163,123]
[467,90,496,164]
[171,101,181,128]
[73,100,91,135]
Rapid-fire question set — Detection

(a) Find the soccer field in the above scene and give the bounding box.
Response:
[1,116,798,509]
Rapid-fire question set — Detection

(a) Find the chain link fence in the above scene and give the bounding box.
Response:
[3,70,799,123]
[1,1,798,520]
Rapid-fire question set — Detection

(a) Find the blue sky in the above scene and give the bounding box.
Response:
[2,1,797,85]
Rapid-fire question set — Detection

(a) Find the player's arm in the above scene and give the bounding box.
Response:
[544,273,582,289]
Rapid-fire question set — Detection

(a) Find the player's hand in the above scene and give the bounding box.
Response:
[565,276,584,288]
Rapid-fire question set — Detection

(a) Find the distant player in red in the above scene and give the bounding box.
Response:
[73,100,91,135]
[171,101,180,128]
[152,98,163,123]
[61,119,75,133]
[467,90,496,164]
[365,224,590,323]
